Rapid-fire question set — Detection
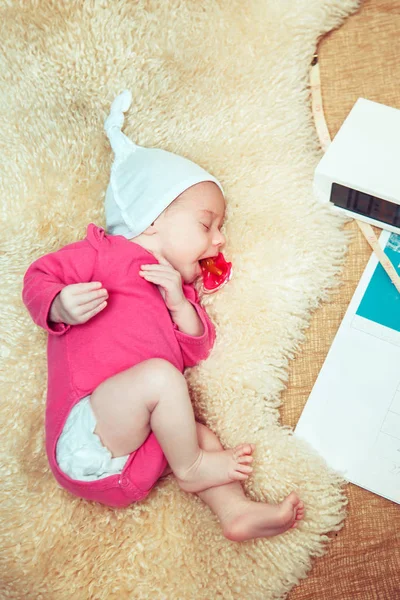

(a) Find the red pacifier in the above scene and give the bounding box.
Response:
[199,252,233,294]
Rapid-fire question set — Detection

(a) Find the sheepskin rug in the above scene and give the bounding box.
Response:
[0,1,360,598]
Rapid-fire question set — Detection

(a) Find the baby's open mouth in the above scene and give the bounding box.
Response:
[198,254,233,293]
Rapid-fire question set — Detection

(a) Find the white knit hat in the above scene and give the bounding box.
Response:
[104,90,224,238]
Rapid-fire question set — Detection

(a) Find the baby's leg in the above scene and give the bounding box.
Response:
[90,358,254,493]
[195,423,305,542]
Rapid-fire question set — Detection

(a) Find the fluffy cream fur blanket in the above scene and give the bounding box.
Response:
[0,1,360,598]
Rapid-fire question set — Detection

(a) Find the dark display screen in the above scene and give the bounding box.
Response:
[331,183,400,228]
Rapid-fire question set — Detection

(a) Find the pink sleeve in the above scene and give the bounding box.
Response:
[22,240,96,336]
[174,284,216,368]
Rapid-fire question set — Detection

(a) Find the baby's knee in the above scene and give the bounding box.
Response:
[196,422,224,452]
[142,358,184,388]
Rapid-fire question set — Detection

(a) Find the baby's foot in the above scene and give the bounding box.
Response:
[222,491,305,542]
[176,444,255,493]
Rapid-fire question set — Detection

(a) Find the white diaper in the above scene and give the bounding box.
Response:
[56,396,129,482]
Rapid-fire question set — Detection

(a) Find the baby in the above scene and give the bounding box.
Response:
[22,91,304,542]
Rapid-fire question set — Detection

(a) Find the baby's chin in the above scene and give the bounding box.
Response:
[181,262,202,284]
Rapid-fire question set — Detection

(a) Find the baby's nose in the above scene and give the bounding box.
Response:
[214,230,226,247]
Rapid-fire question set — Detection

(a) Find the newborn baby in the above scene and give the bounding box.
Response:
[22,91,304,541]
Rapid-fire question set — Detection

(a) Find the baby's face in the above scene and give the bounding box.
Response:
[155,181,226,284]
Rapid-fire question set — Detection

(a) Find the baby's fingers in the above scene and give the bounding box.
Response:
[76,288,108,306]
[81,295,108,313]
[139,271,176,286]
[79,299,108,323]
[70,282,103,294]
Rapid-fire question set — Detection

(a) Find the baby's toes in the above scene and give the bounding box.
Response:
[235,463,253,476]
[233,443,255,459]
[236,455,253,465]
[232,472,250,481]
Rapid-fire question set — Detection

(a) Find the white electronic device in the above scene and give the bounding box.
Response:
[314,98,400,234]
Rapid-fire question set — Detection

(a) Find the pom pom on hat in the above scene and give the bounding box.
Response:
[104,91,224,239]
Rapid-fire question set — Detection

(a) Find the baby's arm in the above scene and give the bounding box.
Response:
[22,241,99,333]
[173,284,216,368]
[169,300,204,337]
[139,253,204,336]
[138,252,215,366]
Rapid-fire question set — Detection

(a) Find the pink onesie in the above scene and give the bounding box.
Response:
[22,224,216,507]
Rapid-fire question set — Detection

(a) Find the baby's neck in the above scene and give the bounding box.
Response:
[128,233,158,257]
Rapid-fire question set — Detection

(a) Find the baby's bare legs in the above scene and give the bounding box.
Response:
[193,423,305,541]
[90,359,254,493]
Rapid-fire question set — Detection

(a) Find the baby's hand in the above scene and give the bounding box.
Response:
[49,282,108,325]
[139,253,186,312]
